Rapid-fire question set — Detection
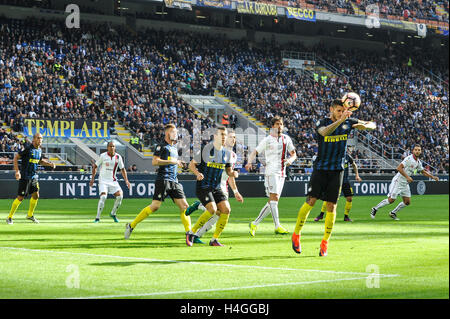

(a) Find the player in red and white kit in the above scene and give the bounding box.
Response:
[245,116,297,236]
[185,129,244,243]
[89,141,131,223]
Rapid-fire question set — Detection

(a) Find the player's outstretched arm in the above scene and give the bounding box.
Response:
[318,109,353,136]
[352,120,376,130]
[421,169,439,181]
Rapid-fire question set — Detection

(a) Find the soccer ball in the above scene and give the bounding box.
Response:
[342,92,361,111]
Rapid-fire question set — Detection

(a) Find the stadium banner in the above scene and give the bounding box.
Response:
[197,0,232,10]
[236,1,278,16]
[0,180,447,198]
[285,7,316,22]
[22,118,109,138]
[164,0,192,11]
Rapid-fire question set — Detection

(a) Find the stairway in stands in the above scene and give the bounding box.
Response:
[214,90,269,133]
[114,123,154,158]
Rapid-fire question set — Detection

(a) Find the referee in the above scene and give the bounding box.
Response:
[7,133,56,224]
[292,98,376,256]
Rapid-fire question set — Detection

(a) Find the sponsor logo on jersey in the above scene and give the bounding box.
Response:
[324,134,348,142]
[207,162,225,169]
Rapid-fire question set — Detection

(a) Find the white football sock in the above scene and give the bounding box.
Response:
[96,194,107,219]
[391,202,406,214]
[195,214,219,237]
[253,202,271,225]
[374,198,390,210]
[269,200,280,228]
[199,203,206,211]
[110,195,123,216]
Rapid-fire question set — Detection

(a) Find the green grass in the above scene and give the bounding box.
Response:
[0,195,448,299]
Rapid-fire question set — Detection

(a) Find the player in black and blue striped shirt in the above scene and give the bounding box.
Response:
[124,124,192,239]
[292,98,376,256]
[314,152,362,222]
[7,133,56,224]
[186,126,238,247]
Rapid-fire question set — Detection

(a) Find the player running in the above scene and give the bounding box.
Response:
[90,141,131,223]
[292,99,376,256]
[314,152,362,222]
[185,126,238,247]
[7,133,56,224]
[245,116,297,236]
[371,144,439,221]
[184,129,244,243]
[124,124,192,239]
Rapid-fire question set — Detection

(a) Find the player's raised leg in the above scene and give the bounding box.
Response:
[125,201,160,239]
[389,196,410,220]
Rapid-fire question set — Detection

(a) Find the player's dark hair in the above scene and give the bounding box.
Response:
[271,116,283,127]
[412,144,422,149]
[164,124,176,131]
[331,99,344,107]
[215,125,227,134]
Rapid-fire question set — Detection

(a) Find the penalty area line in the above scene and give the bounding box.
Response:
[0,246,400,278]
[64,276,384,299]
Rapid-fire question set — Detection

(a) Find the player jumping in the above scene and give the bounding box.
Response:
[292,99,376,256]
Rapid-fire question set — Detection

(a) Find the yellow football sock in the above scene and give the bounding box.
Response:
[213,213,230,239]
[192,210,213,233]
[180,209,191,232]
[27,197,38,217]
[294,202,313,234]
[8,198,22,219]
[130,206,153,229]
[344,201,352,216]
[323,211,336,242]
[321,201,327,213]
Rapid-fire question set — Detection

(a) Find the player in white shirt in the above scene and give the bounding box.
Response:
[371,144,439,220]
[245,116,297,235]
[89,141,131,223]
[184,129,244,243]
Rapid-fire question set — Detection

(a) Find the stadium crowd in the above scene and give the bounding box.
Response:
[0,16,448,173]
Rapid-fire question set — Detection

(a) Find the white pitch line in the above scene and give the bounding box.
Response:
[0,246,399,278]
[64,276,378,299]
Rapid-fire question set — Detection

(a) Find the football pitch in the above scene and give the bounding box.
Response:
[0,195,448,299]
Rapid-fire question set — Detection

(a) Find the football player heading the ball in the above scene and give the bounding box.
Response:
[292,96,376,257]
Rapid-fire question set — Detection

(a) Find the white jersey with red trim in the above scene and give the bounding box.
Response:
[220,150,237,193]
[95,152,125,183]
[255,134,295,177]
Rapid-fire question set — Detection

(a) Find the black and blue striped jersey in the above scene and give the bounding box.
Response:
[343,154,355,182]
[154,141,178,182]
[19,143,42,180]
[196,143,231,190]
[314,118,358,171]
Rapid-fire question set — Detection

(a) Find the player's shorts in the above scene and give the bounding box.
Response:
[196,186,228,207]
[17,178,39,197]
[341,181,354,198]
[307,169,344,204]
[264,175,285,197]
[153,179,185,202]
[98,180,122,195]
[387,179,411,199]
